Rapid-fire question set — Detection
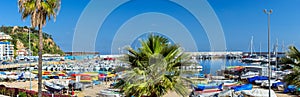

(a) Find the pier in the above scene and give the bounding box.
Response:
[0,61,63,70]
[0,63,35,69]
[185,51,243,59]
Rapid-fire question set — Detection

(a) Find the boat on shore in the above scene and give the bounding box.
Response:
[43,81,66,93]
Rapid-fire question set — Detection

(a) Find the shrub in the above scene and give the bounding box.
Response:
[26,90,37,97]
[0,85,6,95]
[0,88,6,95]
[18,92,27,97]
[6,88,16,96]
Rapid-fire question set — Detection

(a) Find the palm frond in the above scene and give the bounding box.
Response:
[281,46,300,88]
[117,34,193,96]
[18,0,60,27]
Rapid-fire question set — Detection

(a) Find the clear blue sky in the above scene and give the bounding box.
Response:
[0,0,299,54]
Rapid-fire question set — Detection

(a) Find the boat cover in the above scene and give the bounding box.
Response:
[194,83,223,91]
[217,90,237,97]
[284,85,297,93]
[44,81,63,92]
[272,82,284,88]
[247,76,268,83]
[231,84,252,92]
[0,72,6,75]
[241,88,277,97]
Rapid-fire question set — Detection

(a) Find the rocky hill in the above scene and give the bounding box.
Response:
[0,26,64,56]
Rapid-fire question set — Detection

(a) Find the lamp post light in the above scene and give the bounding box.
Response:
[28,27,32,90]
[264,9,272,97]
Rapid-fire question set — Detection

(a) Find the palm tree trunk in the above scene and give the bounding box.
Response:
[37,24,43,97]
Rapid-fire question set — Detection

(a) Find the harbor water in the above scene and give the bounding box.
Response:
[199,59,251,75]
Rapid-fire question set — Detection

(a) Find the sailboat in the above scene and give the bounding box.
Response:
[262,39,278,65]
[242,36,265,63]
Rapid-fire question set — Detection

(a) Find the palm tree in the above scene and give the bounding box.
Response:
[115,34,193,97]
[281,46,300,87]
[18,0,60,96]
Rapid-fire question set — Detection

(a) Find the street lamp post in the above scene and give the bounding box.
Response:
[264,9,272,97]
[28,27,32,90]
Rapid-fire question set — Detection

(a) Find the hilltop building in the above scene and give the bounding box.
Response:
[16,49,28,57]
[0,32,12,40]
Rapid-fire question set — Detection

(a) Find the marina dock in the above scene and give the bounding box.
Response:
[0,61,64,70]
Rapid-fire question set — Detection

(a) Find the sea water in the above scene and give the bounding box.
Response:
[199,59,250,75]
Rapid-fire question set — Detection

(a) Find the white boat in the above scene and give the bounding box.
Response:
[240,71,259,80]
[211,80,238,87]
[42,66,48,70]
[282,70,292,75]
[65,67,73,72]
[242,36,265,63]
[216,90,238,97]
[5,72,22,80]
[7,75,18,80]
[211,76,225,80]
[0,74,7,80]
[242,54,265,63]
[241,89,277,97]
[43,81,64,92]
[243,66,269,77]
[23,71,36,79]
[260,80,283,88]
[97,89,122,97]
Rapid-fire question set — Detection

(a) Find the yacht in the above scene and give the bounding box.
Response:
[242,36,265,63]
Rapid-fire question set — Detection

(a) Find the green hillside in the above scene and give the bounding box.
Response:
[0,26,64,56]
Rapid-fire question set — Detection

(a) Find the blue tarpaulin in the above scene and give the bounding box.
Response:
[194,83,223,91]
[0,72,6,75]
[93,80,101,85]
[231,84,252,92]
[247,76,268,83]
[42,76,49,79]
[194,74,205,78]
[284,85,297,93]
[272,82,284,88]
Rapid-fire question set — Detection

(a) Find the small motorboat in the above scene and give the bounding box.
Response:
[43,81,65,92]
[193,83,223,91]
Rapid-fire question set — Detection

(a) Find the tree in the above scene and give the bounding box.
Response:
[18,0,60,96]
[281,46,300,87]
[115,34,193,97]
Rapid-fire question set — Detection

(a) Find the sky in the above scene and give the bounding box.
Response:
[0,0,300,54]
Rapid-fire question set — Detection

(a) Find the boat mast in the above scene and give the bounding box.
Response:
[260,42,262,56]
[250,36,253,55]
[275,39,278,71]
[282,40,285,52]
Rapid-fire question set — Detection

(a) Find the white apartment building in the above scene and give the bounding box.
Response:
[0,32,14,61]
[0,42,14,60]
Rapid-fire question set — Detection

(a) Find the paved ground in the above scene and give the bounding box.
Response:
[0,94,10,97]
[76,81,113,97]
[0,80,298,97]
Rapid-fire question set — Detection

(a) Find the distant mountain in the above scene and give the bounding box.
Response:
[0,25,64,57]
